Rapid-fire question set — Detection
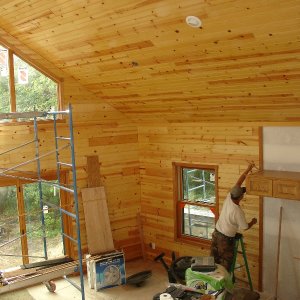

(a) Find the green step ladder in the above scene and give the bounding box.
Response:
[230,233,253,291]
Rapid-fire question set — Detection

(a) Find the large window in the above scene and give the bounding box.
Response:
[0,185,22,269]
[0,43,60,117]
[0,173,71,269]
[173,162,218,244]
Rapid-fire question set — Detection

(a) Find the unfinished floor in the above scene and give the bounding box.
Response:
[3,259,274,300]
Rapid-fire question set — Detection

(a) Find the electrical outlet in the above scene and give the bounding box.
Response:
[150,242,156,249]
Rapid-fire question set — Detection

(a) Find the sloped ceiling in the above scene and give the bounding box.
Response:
[1,0,300,124]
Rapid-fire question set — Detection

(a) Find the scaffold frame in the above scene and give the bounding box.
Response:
[0,104,85,299]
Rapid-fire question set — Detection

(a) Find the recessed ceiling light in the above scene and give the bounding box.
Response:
[186,16,202,28]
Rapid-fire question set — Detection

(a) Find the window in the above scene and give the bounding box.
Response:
[0,185,22,269]
[0,173,71,268]
[173,162,218,244]
[0,43,60,117]
[23,182,64,264]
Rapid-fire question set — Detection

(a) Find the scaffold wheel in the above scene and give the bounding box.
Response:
[45,280,56,292]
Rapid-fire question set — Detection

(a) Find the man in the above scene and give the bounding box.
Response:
[210,163,257,272]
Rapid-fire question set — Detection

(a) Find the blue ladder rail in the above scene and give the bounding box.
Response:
[51,104,85,300]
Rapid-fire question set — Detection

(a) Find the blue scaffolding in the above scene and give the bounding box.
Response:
[0,104,85,299]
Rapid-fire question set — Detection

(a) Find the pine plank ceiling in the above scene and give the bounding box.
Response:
[0,0,300,124]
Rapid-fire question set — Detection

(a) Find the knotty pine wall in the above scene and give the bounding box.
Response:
[1,0,299,125]
[0,28,141,260]
[1,7,300,288]
[139,124,261,289]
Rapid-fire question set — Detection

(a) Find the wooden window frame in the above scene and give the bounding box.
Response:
[173,162,219,247]
[0,41,63,115]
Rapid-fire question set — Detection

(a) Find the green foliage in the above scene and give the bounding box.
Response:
[0,50,57,114]
[28,212,61,239]
[0,183,62,240]
[15,61,58,112]
[0,186,17,216]
[0,74,10,113]
[183,168,215,203]
[24,182,62,238]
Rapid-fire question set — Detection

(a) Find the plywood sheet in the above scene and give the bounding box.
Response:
[81,186,114,254]
[263,127,300,299]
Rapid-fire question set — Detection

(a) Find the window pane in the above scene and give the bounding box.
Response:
[13,55,58,113]
[0,186,23,269]
[182,168,216,204]
[24,182,63,263]
[182,204,215,239]
[0,46,10,114]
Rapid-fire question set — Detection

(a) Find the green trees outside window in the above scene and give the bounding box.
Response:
[0,44,58,117]
[174,163,218,243]
[0,181,64,267]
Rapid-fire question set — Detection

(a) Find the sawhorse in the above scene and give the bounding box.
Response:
[230,233,253,291]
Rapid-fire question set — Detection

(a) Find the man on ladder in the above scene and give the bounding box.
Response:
[210,163,257,288]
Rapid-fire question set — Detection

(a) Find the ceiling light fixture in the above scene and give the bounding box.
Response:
[186,16,202,28]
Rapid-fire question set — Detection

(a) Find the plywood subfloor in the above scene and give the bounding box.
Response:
[22,259,274,300]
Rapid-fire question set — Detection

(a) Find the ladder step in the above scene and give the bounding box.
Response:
[56,136,71,140]
[62,233,78,244]
[57,162,73,168]
[234,264,245,270]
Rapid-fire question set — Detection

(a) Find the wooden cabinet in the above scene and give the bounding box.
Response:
[246,170,300,200]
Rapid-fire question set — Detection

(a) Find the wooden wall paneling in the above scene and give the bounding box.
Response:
[86,156,101,188]
[0,29,142,262]
[1,1,300,124]
[59,172,75,259]
[139,123,261,289]
[1,0,300,286]
[136,212,146,260]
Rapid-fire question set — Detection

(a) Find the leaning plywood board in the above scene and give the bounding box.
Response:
[81,186,114,254]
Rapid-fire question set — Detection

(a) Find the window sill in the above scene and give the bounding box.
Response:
[0,118,66,127]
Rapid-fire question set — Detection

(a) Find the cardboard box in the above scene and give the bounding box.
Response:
[93,251,126,290]
[86,254,95,289]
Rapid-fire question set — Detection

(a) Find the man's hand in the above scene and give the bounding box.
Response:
[245,162,255,173]
[248,217,257,229]
[236,163,256,186]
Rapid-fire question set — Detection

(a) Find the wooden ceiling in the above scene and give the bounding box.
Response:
[1,0,300,124]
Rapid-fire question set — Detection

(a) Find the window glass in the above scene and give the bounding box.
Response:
[13,55,58,113]
[182,204,215,239]
[0,46,10,113]
[182,168,216,204]
[174,163,217,242]
[0,174,68,268]
[24,182,63,263]
[0,185,23,269]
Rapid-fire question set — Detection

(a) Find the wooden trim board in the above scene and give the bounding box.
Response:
[81,186,114,254]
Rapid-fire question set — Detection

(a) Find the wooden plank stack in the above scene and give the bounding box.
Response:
[0,259,80,294]
[81,155,115,255]
[81,156,127,291]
